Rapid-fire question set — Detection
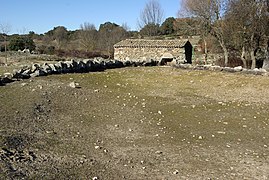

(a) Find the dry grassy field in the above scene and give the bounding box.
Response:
[0,66,269,179]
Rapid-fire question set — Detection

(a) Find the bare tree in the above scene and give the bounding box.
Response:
[0,22,11,65]
[226,0,269,69]
[138,0,164,29]
[98,22,128,58]
[79,22,98,52]
[53,26,68,49]
[180,0,230,66]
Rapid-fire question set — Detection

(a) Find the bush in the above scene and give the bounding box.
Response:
[37,45,55,55]
[215,57,243,67]
[9,36,36,51]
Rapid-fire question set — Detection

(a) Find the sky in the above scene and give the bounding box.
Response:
[0,0,180,35]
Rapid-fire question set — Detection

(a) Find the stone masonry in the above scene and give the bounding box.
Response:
[114,39,190,62]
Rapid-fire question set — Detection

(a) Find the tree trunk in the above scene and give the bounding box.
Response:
[250,49,256,69]
[4,35,7,65]
[240,46,247,68]
[223,47,229,67]
[218,38,229,67]
[250,33,256,69]
[204,39,208,64]
[262,42,269,69]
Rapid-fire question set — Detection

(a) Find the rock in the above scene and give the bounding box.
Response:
[143,59,158,66]
[155,151,163,154]
[77,60,87,72]
[123,60,132,67]
[1,76,13,84]
[193,65,205,70]
[31,63,40,72]
[210,65,223,71]
[69,82,81,88]
[60,61,70,73]
[21,83,27,87]
[177,63,193,69]
[234,66,243,72]
[30,69,47,77]
[92,60,104,71]
[4,73,13,79]
[203,65,212,70]
[223,67,235,73]
[48,64,57,73]
[0,78,4,86]
[54,63,63,74]
[83,59,93,71]
[173,170,179,175]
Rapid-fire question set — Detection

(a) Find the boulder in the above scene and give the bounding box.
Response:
[69,82,81,88]
[48,64,57,73]
[31,64,40,72]
[30,69,47,77]
[83,59,93,71]
[1,76,13,84]
[77,60,87,72]
[41,63,53,75]
[13,69,31,79]
[123,60,132,67]
[193,65,205,70]
[203,65,212,70]
[61,61,71,73]
[4,73,13,79]
[210,66,223,71]
[234,66,243,72]
[143,59,158,66]
[0,78,3,86]
[223,67,235,73]
[178,63,193,69]
[54,63,63,74]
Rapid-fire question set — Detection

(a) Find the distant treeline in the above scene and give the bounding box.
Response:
[0,18,204,59]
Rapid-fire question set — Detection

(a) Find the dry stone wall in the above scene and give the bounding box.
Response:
[1,58,269,86]
[0,59,158,86]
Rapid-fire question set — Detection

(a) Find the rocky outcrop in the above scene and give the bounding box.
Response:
[0,59,159,86]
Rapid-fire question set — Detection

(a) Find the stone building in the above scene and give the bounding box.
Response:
[114,39,194,64]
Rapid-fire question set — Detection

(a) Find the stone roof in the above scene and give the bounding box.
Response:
[114,39,190,48]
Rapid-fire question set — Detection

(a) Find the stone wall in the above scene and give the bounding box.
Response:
[0,59,159,86]
[114,47,185,62]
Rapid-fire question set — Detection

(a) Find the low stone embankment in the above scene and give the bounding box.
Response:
[1,58,268,86]
[0,59,158,86]
[173,63,269,76]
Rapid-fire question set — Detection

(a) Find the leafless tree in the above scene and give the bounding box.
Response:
[55,26,68,49]
[98,22,128,58]
[0,22,11,65]
[226,0,269,69]
[79,22,98,52]
[180,0,230,66]
[138,0,164,29]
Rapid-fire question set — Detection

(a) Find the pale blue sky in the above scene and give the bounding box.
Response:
[0,0,180,34]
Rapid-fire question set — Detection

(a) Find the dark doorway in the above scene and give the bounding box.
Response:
[160,58,173,65]
[184,41,193,64]
[160,53,174,65]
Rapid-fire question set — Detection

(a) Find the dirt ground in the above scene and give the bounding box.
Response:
[0,66,269,179]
